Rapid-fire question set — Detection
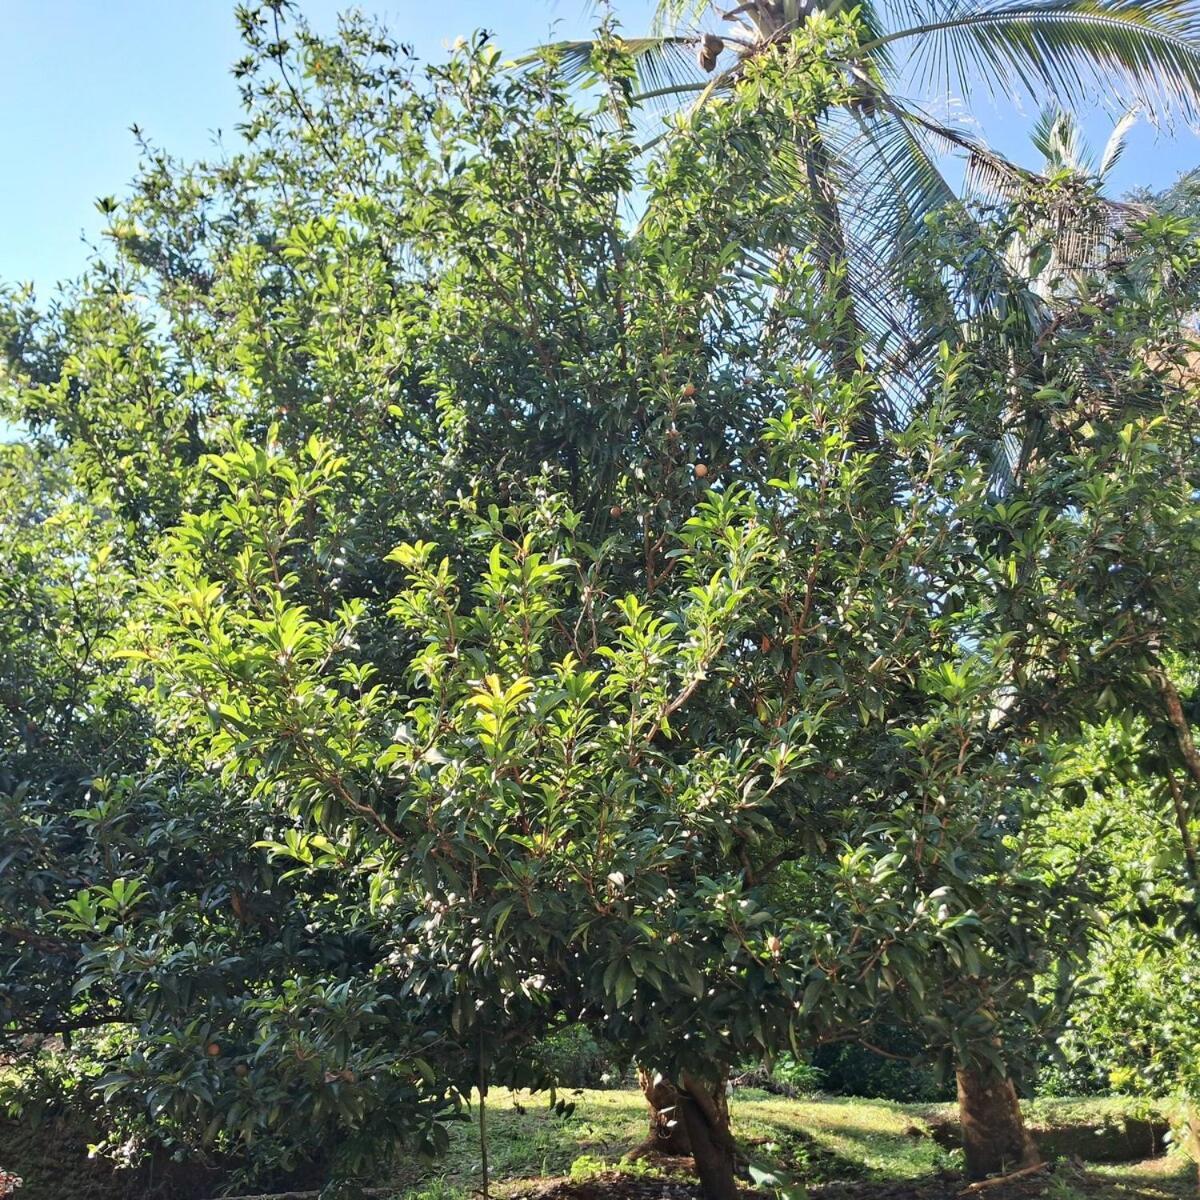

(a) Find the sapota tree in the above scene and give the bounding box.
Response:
[0,20,928,1195]
[124,259,1195,1194]
[1047,716,1200,1179]
[887,196,1200,1176]
[0,444,141,1044]
[121,342,1047,1196]
[122,241,1186,1200]
[0,448,462,1189]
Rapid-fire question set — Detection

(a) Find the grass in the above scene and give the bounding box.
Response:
[730,1091,953,1179]
[385,1090,1198,1200]
[3,1071,1193,1200]
[914,1096,1168,1130]
[1042,1158,1195,1200]
[388,1088,648,1193]
[386,1088,958,1198]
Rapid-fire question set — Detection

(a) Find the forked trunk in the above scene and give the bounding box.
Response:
[956,1065,1042,1180]
[637,1066,692,1156]
[635,1068,737,1200]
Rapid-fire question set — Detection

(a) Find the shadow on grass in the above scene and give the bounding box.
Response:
[1082,1157,1197,1200]
[732,1094,950,1182]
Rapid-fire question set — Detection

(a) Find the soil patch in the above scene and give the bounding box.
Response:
[467,1161,1193,1200]
[505,1173,712,1200]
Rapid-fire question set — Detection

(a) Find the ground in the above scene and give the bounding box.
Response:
[2,1085,1193,1199]
[383,1090,1196,1200]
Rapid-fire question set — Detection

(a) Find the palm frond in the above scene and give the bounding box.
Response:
[889,102,1058,229]
[1099,105,1140,174]
[904,102,1144,276]
[927,100,1150,271]
[720,109,968,422]
[866,0,1200,127]
[1031,104,1066,159]
[832,108,1063,420]
[652,0,715,35]
[838,103,962,257]
[1031,105,1089,169]
[524,36,707,101]
[698,98,1056,423]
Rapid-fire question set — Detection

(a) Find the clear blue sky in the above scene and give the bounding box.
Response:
[2,0,1199,296]
[0,0,642,294]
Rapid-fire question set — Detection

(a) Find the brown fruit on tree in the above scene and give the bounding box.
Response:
[206,1042,221,1057]
[696,33,723,72]
[694,463,709,479]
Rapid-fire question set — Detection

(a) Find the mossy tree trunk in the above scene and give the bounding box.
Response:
[1182,1106,1200,1188]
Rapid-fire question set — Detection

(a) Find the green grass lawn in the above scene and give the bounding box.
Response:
[384,1090,1197,1200]
[387,1086,952,1196]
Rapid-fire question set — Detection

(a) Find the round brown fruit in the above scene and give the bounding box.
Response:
[694,463,709,479]
[234,1064,250,1078]
[206,1042,221,1057]
[681,383,697,397]
[610,505,623,518]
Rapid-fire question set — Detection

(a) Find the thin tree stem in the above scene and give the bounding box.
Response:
[478,1032,490,1200]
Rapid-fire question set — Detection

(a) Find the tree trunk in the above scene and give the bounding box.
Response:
[637,1066,692,1156]
[956,1066,1042,1180]
[1181,1105,1199,1188]
[801,126,877,451]
[678,1073,738,1200]
[635,1069,738,1200]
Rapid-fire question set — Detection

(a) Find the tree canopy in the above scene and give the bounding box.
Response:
[2,5,1200,1199]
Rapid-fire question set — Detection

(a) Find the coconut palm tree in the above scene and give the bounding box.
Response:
[538,0,1200,432]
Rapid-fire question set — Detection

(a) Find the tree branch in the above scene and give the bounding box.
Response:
[1151,666,1200,791]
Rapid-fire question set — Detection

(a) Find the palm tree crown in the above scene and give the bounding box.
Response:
[537,0,1200,424]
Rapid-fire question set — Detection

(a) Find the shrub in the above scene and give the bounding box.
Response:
[812,1039,951,1103]
[528,1028,625,1090]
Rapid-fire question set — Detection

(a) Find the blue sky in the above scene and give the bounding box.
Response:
[0,0,641,294]
[2,0,1199,297]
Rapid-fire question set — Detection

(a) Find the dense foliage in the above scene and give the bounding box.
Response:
[2,4,1200,1198]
